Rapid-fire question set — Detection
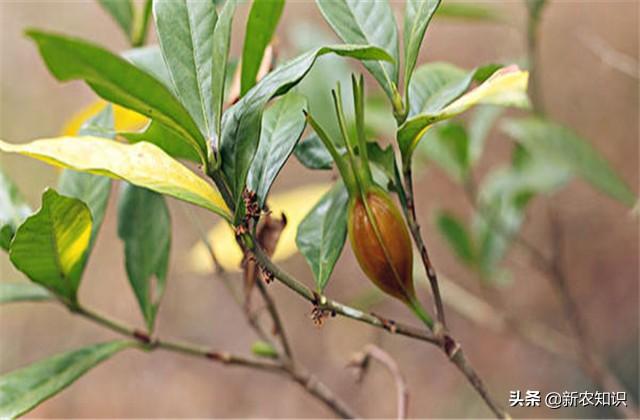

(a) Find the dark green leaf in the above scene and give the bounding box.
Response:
[366,142,397,188]
[27,30,207,163]
[9,189,92,304]
[241,0,285,96]
[417,122,469,182]
[0,341,134,418]
[0,283,52,304]
[436,211,475,264]
[502,117,636,207]
[220,43,393,211]
[153,0,218,137]
[98,0,134,38]
[0,168,31,251]
[296,181,349,292]
[247,92,307,206]
[403,0,440,101]
[212,0,237,139]
[117,184,170,333]
[58,105,113,264]
[293,133,334,170]
[435,2,503,22]
[316,0,399,100]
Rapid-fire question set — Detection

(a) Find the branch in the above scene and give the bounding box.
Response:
[250,238,509,418]
[403,168,447,328]
[250,242,438,345]
[348,344,409,419]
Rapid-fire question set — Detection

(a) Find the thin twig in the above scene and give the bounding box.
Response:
[403,168,447,329]
[250,239,508,418]
[250,243,438,345]
[254,278,294,362]
[72,304,357,418]
[348,344,409,419]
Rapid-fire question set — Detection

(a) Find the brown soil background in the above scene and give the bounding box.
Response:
[0,1,638,418]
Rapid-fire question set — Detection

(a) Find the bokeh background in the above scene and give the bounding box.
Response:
[0,0,638,418]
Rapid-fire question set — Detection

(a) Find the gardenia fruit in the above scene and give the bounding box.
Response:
[348,187,416,304]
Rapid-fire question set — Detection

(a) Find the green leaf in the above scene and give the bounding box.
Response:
[118,184,170,333]
[296,181,349,292]
[241,0,285,96]
[0,283,52,304]
[0,137,230,220]
[27,30,207,163]
[417,122,469,182]
[120,121,201,162]
[399,65,529,163]
[98,0,134,38]
[436,211,475,264]
[9,189,92,303]
[366,142,397,188]
[211,0,237,139]
[403,0,440,102]
[58,105,113,263]
[247,92,307,206]
[316,0,399,100]
[251,341,278,359]
[502,117,636,207]
[153,0,218,137]
[468,105,502,164]
[293,133,334,170]
[0,168,31,251]
[435,2,503,22]
[473,156,570,278]
[0,341,134,418]
[122,45,174,92]
[407,62,466,117]
[220,43,393,208]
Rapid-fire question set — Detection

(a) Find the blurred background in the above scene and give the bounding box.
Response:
[0,0,638,418]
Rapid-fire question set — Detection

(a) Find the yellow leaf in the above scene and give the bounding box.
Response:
[189,183,332,272]
[0,137,230,220]
[62,100,147,135]
[399,65,529,161]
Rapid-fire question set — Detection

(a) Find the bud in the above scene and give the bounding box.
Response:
[348,188,415,304]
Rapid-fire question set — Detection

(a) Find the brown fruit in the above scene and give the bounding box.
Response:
[348,188,415,303]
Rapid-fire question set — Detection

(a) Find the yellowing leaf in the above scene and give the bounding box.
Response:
[398,65,529,161]
[0,137,230,220]
[62,100,147,135]
[189,183,332,272]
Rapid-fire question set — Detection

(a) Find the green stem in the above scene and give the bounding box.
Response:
[304,111,357,196]
[351,74,373,185]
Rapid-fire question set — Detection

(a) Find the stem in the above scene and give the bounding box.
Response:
[73,303,356,418]
[352,344,409,419]
[249,241,439,345]
[254,277,294,362]
[402,167,447,328]
[304,111,357,195]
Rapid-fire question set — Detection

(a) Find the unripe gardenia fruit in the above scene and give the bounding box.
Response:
[348,187,416,304]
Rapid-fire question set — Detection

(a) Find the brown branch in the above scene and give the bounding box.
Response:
[250,240,509,418]
[403,168,447,328]
[74,304,357,418]
[348,344,409,419]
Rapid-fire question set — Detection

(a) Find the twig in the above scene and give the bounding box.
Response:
[254,277,294,362]
[250,239,509,418]
[72,303,357,418]
[348,344,409,419]
[403,167,447,329]
[250,243,438,345]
